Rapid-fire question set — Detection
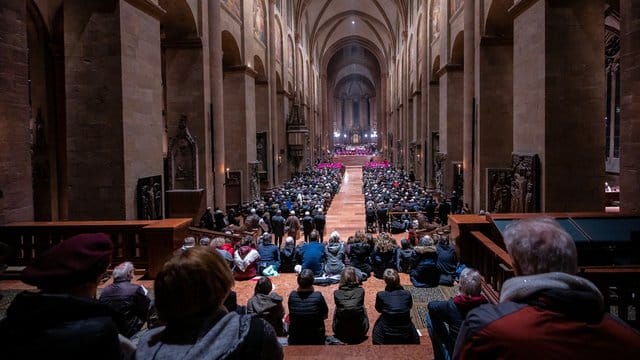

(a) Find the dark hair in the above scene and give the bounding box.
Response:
[254,276,273,295]
[309,230,319,242]
[383,268,400,288]
[339,266,359,287]
[297,269,315,288]
[154,247,233,324]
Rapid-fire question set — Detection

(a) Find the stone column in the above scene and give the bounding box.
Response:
[439,67,464,196]
[427,81,440,188]
[223,67,257,203]
[463,0,475,209]
[268,0,278,186]
[511,0,604,211]
[64,0,164,220]
[345,98,353,135]
[0,0,32,223]
[421,0,430,184]
[208,0,225,209]
[620,0,640,214]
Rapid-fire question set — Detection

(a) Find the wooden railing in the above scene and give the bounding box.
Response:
[452,214,640,329]
[0,218,192,279]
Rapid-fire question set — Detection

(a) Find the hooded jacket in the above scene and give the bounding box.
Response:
[0,291,123,359]
[348,242,372,275]
[410,245,438,287]
[371,247,398,279]
[246,293,286,336]
[136,309,283,360]
[332,285,369,344]
[233,245,260,280]
[324,242,346,276]
[453,272,640,360]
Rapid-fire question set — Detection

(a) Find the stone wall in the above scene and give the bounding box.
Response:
[0,0,32,224]
[120,1,163,219]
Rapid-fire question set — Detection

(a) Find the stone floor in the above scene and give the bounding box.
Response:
[0,159,436,358]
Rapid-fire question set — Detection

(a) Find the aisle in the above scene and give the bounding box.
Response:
[325,166,366,237]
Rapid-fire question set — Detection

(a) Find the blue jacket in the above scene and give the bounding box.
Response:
[258,243,281,270]
[297,241,325,275]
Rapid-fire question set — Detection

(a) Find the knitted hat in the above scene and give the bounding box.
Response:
[22,233,113,290]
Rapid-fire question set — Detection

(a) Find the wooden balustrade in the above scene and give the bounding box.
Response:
[451,214,640,329]
[0,218,192,279]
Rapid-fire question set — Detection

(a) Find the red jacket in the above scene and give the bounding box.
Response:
[453,273,640,359]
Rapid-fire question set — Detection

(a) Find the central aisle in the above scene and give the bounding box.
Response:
[325,165,366,237]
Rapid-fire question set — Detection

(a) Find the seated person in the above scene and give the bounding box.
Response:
[332,267,369,344]
[136,246,283,359]
[435,235,457,286]
[99,261,151,338]
[370,233,398,279]
[296,230,325,276]
[347,231,372,277]
[247,277,286,337]
[426,268,486,360]
[372,268,420,345]
[279,237,297,273]
[257,233,280,274]
[211,237,234,267]
[0,233,132,359]
[233,236,260,281]
[453,217,640,359]
[396,238,416,274]
[324,231,346,276]
[199,237,211,246]
[410,235,439,288]
[287,269,329,345]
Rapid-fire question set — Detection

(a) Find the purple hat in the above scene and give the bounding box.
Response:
[22,233,113,290]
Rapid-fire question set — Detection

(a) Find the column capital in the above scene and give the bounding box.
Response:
[509,0,542,18]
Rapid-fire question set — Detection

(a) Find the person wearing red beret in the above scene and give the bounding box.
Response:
[0,233,133,359]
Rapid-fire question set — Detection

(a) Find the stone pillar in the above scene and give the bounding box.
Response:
[620,0,640,214]
[511,0,605,211]
[64,0,164,220]
[463,0,475,209]
[439,68,464,196]
[421,0,430,184]
[0,0,32,223]
[209,0,226,209]
[268,0,278,186]
[427,81,440,188]
[345,98,353,134]
[223,68,257,203]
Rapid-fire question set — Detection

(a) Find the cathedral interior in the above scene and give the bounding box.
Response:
[0,0,638,222]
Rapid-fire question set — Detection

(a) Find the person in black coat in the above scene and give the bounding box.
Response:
[372,268,420,345]
[199,207,214,230]
[370,234,398,279]
[287,269,329,345]
[347,231,372,277]
[396,238,417,274]
[302,211,315,242]
[258,233,281,273]
[313,210,326,242]
[435,236,457,286]
[0,233,132,360]
[247,277,286,336]
[332,267,369,344]
[271,210,286,247]
[376,204,389,233]
[438,200,451,226]
[213,208,226,231]
[411,236,439,288]
[279,237,297,273]
[99,261,151,338]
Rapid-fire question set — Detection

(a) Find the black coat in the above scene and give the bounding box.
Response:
[99,279,151,337]
[372,286,419,345]
[348,242,372,275]
[410,246,439,287]
[370,248,398,279]
[332,285,369,344]
[271,215,286,236]
[247,293,286,336]
[287,290,328,345]
[0,291,123,359]
[313,214,326,233]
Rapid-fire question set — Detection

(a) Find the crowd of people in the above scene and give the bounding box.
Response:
[363,166,463,233]
[1,216,639,358]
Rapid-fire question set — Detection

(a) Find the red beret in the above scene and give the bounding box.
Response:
[22,233,113,290]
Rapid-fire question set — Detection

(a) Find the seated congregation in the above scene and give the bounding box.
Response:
[1,217,639,359]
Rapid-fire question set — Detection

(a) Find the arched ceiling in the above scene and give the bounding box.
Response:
[297,0,407,99]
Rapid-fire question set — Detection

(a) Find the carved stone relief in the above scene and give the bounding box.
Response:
[485,154,540,213]
[248,160,262,202]
[137,175,163,220]
[168,115,198,189]
[434,152,447,195]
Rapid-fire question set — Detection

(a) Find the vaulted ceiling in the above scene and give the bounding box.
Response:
[296,0,407,96]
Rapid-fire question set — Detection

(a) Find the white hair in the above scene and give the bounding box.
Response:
[459,268,482,296]
[199,237,211,246]
[503,217,578,276]
[329,231,340,242]
[113,261,134,281]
